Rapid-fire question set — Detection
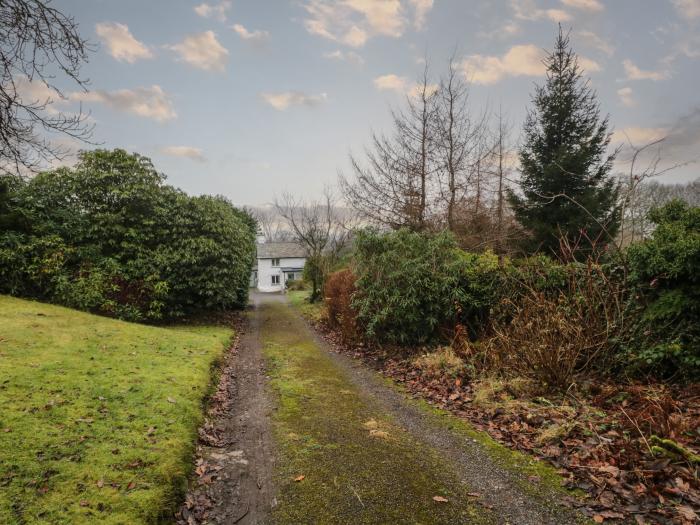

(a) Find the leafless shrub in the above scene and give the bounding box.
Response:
[484,251,626,391]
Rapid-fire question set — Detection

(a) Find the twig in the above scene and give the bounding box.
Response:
[350,485,365,508]
[619,406,652,455]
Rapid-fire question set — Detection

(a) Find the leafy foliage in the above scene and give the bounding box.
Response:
[509,28,619,255]
[625,200,700,377]
[0,149,255,320]
[351,229,501,345]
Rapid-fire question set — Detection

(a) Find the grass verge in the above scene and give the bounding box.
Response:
[0,296,232,525]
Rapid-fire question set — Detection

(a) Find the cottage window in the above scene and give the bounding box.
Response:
[271,258,280,267]
[271,275,280,285]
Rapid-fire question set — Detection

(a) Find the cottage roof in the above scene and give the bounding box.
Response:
[256,242,307,259]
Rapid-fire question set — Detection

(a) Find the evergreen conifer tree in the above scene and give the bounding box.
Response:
[510,27,619,255]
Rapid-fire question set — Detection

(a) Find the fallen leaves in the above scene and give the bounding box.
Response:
[369,429,390,440]
[432,495,449,503]
[362,419,378,430]
[294,475,305,482]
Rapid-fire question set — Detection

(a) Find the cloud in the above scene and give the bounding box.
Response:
[623,59,670,81]
[578,56,601,72]
[577,30,614,56]
[409,0,434,30]
[373,74,438,98]
[612,126,668,146]
[323,49,365,65]
[71,85,176,122]
[461,44,546,84]
[260,91,328,110]
[95,22,153,63]
[617,87,635,107]
[160,146,206,162]
[232,24,270,43]
[478,20,520,40]
[14,75,62,107]
[194,1,231,22]
[672,0,700,19]
[374,73,409,91]
[560,0,604,11]
[168,31,228,72]
[302,0,406,47]
[510,0,571,22]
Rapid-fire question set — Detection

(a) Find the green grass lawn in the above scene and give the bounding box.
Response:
[0,296,233,525]
[286,290,325,322]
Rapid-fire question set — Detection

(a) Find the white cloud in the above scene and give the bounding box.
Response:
[612,126,668,145]
[374,73,409,91]
[95,22,153,63]
[160,146,206,162]
[302,0,406,48]
[373,74,438,98]
[461,44,546,85]
[409,0,434,30]
[71,85,176,122]
[194,1,231,22]
[578,56,601,72]
[560,0,604,11]
[478,20,520,40]
[14,75,62,107]
[617,87,636,107]
[577,30,614,56]
[232,24,270,43]
[623,59,670,81]
[672,0,700,18]
[260,91,328,110]
[168,31,228,72]
[511,0,571,22]
[323,49,365,65]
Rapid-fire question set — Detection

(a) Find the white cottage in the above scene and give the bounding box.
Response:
[250,240,307,292]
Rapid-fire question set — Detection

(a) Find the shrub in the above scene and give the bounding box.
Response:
[484,259,625,391]
[625,200,700,378]
[351,229,501,345]
[324,268,358,341]
[0,149,256,321]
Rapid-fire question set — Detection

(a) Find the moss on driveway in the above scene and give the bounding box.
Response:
[261,301,492,524]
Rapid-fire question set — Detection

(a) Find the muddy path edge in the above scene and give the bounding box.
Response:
[176,296,275,525]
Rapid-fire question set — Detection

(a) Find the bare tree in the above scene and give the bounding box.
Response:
[617,137,692,246]
[250,206,294,242]
[275,189,352,302]
[492,108,514,254]
[1,0,94,176]
[433,53,489,231]
[340,62,437,231]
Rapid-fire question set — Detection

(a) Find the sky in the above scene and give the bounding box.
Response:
[31,0,700,206]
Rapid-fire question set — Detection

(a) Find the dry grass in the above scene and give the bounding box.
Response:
[413,347,470,380]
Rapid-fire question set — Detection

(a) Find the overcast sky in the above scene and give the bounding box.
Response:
[39,0,700,205]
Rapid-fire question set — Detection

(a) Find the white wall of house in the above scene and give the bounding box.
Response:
[256,257,306,292]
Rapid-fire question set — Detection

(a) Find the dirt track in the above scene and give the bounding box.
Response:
[178,292,586,524]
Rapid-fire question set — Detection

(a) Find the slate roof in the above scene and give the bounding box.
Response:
[256,242,307,259]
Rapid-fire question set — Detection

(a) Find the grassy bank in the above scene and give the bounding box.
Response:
[0,296,232,524]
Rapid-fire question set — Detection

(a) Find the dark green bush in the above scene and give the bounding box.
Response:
[351,229,501,345]
[0,149,255,321]
[625,200,700,378]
